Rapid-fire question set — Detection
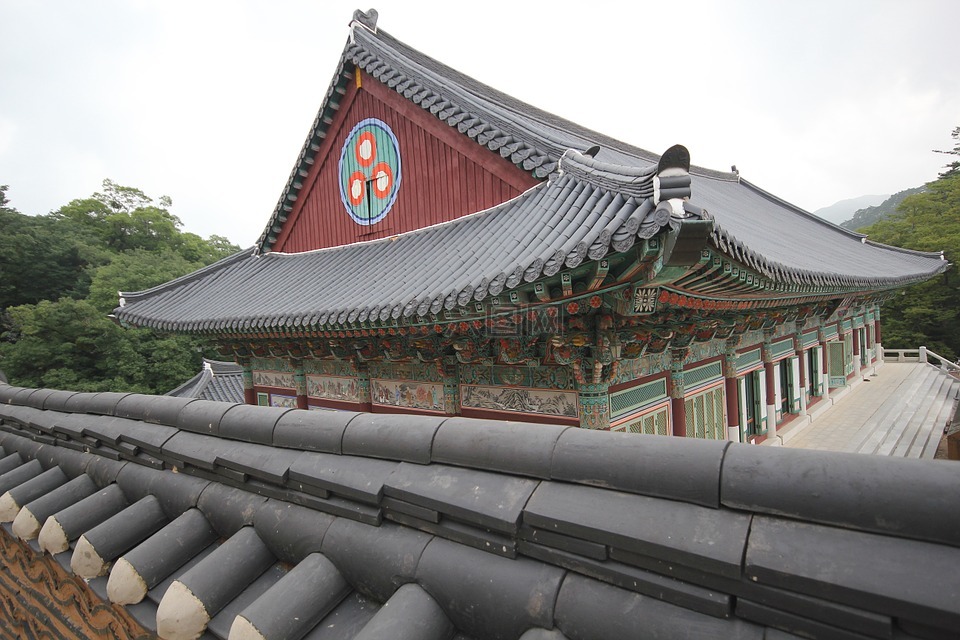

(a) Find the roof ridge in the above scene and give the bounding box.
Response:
[862,238,948,259]
[368,27,737,182]
[118,246,256,303]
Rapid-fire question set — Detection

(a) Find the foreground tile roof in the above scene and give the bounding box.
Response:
[113,17,947,334]
[0,381,958,639]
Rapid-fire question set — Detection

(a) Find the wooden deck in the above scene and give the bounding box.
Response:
[781,363,959,459]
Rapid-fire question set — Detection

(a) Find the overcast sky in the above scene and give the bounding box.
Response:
[2,0,958,247]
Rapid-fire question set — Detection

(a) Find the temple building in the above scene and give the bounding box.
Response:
[113,9,948,442]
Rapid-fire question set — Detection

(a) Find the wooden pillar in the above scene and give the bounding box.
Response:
[671,396,686,437]
[819,332,831,401]
[724,375,740,442]
[292,360,308,410]
[577,381,610,430]
[442,357,460,416]
[356,362,373,412]
[764,360,777,439]
[723,349,740,442]
[874,315,883,362]
[238,358,257,404]
[797,350,808,415]
[669,351,686,437]
[239,358,256,405]
[852,327,861,375]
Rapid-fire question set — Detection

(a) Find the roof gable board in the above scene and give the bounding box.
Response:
[270,65,537,253]
[259,17,548,255]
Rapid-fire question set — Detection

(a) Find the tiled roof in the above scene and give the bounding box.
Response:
[167,359,245,404]
[1,381,958,640]
[116,155,700,334]
[114,16,947,334]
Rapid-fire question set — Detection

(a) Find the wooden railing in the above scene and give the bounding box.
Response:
[883,346,960,376]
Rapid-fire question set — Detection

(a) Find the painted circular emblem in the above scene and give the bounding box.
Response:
[339,118,401,225]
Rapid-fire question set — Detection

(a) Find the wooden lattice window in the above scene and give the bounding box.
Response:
[684,385,726,440]
[621,405,670,435]
[610,379,668,418]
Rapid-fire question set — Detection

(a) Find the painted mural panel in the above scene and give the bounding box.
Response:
[270,394,298,409]
[461,384,578,418]
[372,379,444,412]
[250,357,294,373]
[307,374,360,402]
[368,361,442,383]
[304,359,357,377]
[460,364,574,390]
[253,371,295,389]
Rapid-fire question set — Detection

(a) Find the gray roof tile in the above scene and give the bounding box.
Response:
[167,359,245,404]
[1,382,958,639]
[232,553,350,640]
[721,445,960,547]
[745,516,960,631]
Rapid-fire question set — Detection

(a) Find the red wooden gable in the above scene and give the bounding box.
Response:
[271,69,540,253]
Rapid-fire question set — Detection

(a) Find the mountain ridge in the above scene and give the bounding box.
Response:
[813,194,888,223]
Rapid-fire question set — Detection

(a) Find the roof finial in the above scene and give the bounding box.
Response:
[351,8,379,32]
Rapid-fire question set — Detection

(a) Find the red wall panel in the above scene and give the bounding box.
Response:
[272,72,539,253]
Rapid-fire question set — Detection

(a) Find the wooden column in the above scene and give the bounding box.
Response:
[239,358,255,405]
[576,381,610,430]
[764,360,778,439]
[724,375,740,442]
[669,352,686,437]
[442,357,460,416]
[875,314,884,362]
[797,350,808,415]
[292,360,308,410]
[723,348,740,442]
[671,396,686,437]
[356,362,373,412]
[819,330,831,402]
[852,326,861,375]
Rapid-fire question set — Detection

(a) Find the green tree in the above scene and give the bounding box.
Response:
[0,179,240,394]
[864,171,960,359]
[0,298,207,393]
[0,187,108,309]
[92,179,159,213]
[934,126,960,179]
[52,179,238,262]
[101,205,184,253]
[87,249,202,313]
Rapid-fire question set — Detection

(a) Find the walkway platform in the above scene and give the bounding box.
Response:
[780,362,959,459]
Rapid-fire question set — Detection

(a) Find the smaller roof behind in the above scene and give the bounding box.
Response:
[167,359,244,404]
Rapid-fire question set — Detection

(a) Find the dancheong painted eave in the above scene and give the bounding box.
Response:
[113,157,946,335]
[113,10,948,335]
